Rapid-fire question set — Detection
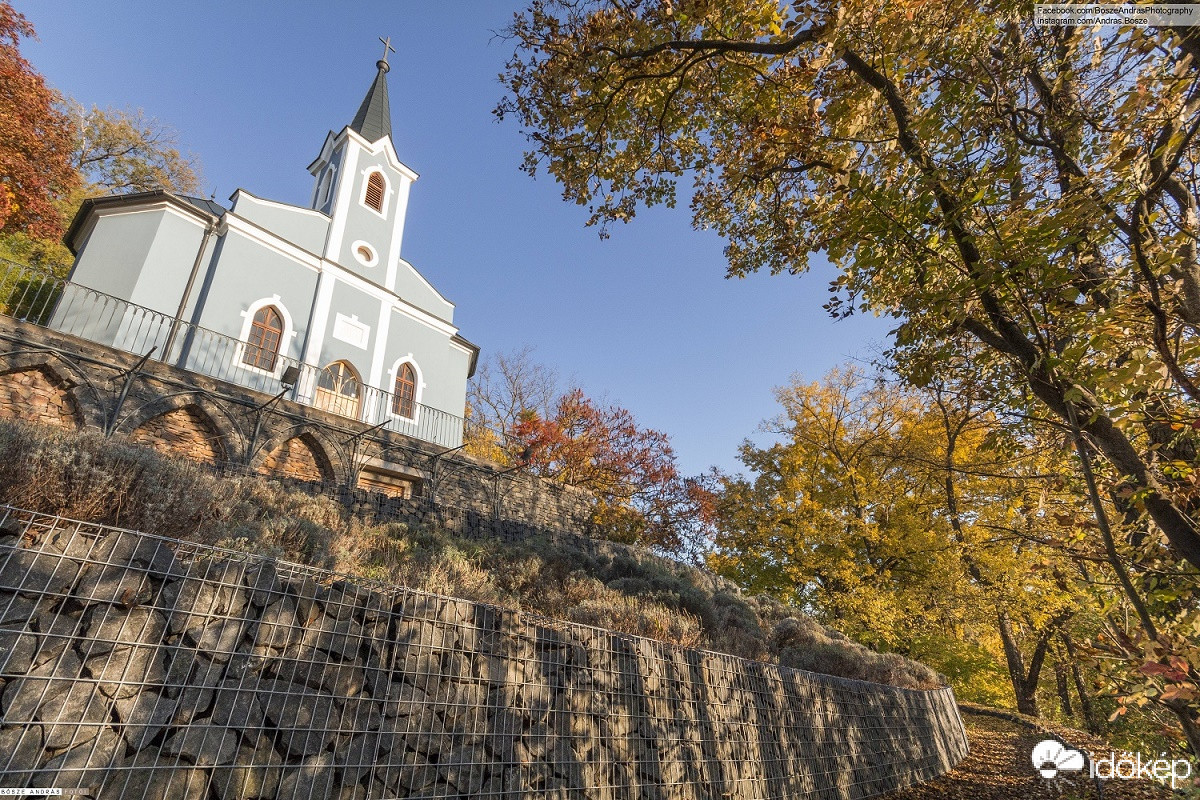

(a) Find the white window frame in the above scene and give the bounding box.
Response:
[351,240,378,267]
[359,168,391,218]
[235,295,296,379]
[386,354,424,424]
[318,166,337,208]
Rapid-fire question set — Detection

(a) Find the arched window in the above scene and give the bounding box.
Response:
[318,168,334,207]
[314,361,361,419]
[364,172,386,212]
[242,305,283,370]
[392,362,416,418]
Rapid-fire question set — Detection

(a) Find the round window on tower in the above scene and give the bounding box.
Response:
[352,241,378,267]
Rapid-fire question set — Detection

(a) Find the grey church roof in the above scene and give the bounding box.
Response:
[63,190,226,253]
[178,195,228,217]
[349,60,392,143]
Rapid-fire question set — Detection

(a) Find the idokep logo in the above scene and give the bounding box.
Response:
[1031,739,1195,790]
[1031,739,1085,780]
[1091,751,1193,789]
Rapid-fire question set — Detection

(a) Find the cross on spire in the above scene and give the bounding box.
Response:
[379,36,396,66]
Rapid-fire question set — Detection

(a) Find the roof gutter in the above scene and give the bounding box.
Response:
[162,215,219,364]
[62,190,219,254]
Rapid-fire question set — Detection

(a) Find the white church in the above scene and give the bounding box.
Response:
[56,49,478,450]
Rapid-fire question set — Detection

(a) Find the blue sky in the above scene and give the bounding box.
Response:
[20,1,895,476]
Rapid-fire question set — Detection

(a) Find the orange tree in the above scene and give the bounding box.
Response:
[511,388,707,554]
[0,3,76,239]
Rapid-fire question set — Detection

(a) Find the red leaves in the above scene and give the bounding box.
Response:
[0,3,78,238]
[511,388,679,494]
[508,388,700,551]
[1141,655,1192,684]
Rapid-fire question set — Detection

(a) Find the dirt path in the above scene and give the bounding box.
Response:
[879,708,1180,800]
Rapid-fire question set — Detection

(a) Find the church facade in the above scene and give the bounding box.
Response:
[54,55,478,448]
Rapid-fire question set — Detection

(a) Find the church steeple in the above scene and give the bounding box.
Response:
[350,38,395,143]
[310,37,419,283]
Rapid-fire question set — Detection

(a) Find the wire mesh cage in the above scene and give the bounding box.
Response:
[0,505,968,799]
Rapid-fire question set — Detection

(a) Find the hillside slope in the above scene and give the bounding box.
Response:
[0,420,943,690]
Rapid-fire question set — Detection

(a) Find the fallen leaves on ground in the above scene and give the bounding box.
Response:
[879,708,1180,800]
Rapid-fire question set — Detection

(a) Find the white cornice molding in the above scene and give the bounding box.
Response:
[448,337,474,356]
[341,127,420,182]
[230,189,331,221]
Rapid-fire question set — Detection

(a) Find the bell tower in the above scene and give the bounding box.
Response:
[307,38,418,291]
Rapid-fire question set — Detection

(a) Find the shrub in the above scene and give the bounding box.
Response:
[0,420,944,688]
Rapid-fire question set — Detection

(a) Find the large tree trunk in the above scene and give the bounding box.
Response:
[997,609,1068,717]
[997,610,1039,717]
[1168,702,1200,758]
[1055,660,1073,716]
[1060,633,1099,734]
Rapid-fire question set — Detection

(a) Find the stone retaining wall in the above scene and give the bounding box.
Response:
[0,507,969,799]
[0,315,597,541]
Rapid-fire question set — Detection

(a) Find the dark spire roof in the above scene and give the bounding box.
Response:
[350,59,392,143]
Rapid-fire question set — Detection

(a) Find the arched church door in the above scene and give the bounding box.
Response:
[314,360,361,420]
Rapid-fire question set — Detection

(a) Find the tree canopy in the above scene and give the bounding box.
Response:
[67,102,201,196]
[500,0,1200,572]
[0,2,76,239]
[466,349,706,553]
[711,367,1081,713]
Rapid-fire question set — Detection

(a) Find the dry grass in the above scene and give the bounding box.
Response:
[0,420,942,687]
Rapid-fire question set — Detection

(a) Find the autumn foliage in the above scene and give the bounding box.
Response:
[501,0,1200,752]
[0,3,76,239]
[509,388,705,553]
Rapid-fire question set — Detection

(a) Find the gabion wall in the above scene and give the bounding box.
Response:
[0,507,969,799]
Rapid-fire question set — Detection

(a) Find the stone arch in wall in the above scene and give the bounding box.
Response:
[116,392,241,458]
[0,364,85,430]
[125,403,228,465]
[0,351,106,430]
[256,430,337,485]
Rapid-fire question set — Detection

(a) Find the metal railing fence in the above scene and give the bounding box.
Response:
[0,258,468,448]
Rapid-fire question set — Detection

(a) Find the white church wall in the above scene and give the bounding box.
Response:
[127,209,212,318]
[189,231,318,359]
[66,207,170,306]
[382,307,465,418]
[229,190,331,255]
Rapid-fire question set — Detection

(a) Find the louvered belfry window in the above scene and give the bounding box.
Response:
[364,172,385,212]
[392,363,416,418]
[243,306,283,371]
